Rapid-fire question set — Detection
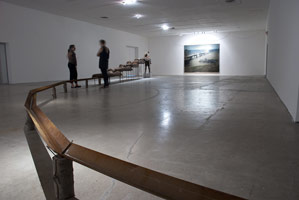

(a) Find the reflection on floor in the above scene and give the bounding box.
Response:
[0,76,299,200]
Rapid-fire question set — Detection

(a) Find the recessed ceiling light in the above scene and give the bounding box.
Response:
[161,24,170,31]
[121,0,137,5]
[134,14,143,19]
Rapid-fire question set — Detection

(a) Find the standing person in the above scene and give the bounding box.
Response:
[97,40,110,88]
[67,45,81,88]
[144,51,151,75]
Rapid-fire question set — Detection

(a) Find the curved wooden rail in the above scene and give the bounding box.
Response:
[25,78,247,200]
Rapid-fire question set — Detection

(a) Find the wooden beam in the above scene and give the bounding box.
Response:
[65,144,246,200]
[24,77,247,200]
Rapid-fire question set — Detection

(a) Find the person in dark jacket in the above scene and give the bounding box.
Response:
[67,44,81,88]
[97,40,110,88]
[144,52,151,74]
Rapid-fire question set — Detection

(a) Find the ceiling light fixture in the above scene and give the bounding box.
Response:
[161,24,170,31]
[134,14,143,19]
[122,0,137,5]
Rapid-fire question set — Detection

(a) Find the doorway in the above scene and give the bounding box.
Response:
[126,46,139,61]
[0,43,9,84]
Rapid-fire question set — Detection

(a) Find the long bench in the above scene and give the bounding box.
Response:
[92,71,122,85]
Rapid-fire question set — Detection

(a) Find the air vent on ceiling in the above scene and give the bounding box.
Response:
[221,0,242,4]
[101,16,109,19]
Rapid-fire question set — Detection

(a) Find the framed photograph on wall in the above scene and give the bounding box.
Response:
[184,44,220,73]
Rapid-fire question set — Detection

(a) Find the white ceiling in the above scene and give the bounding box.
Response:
[2,0,270,37]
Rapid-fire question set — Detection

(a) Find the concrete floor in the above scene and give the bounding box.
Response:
[0,76,299,200]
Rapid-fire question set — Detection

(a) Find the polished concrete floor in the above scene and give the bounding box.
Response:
[0,76,299,200]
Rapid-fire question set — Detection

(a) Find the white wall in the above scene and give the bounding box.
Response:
[0,2,148,83]
[267,0,299,122]
[149,30,266,76]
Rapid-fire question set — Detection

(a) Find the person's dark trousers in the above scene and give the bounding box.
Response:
[100,67,109,87]
[68,63,78,84]
[145,62,151,74]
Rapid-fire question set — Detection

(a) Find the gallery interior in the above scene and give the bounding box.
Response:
[0,0,299,199]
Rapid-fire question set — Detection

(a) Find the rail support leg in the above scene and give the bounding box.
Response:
[85,80,88,88]
[53,155,75,200]
[98,78,101,85]
[24,115,57,200]
[24,114,35,131]
[52,87,57,99]
[63,83,67,93]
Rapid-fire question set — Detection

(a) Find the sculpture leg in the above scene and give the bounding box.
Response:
[53,155,75,200]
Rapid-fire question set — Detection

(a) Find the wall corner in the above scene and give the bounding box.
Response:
[296,85,299,123]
